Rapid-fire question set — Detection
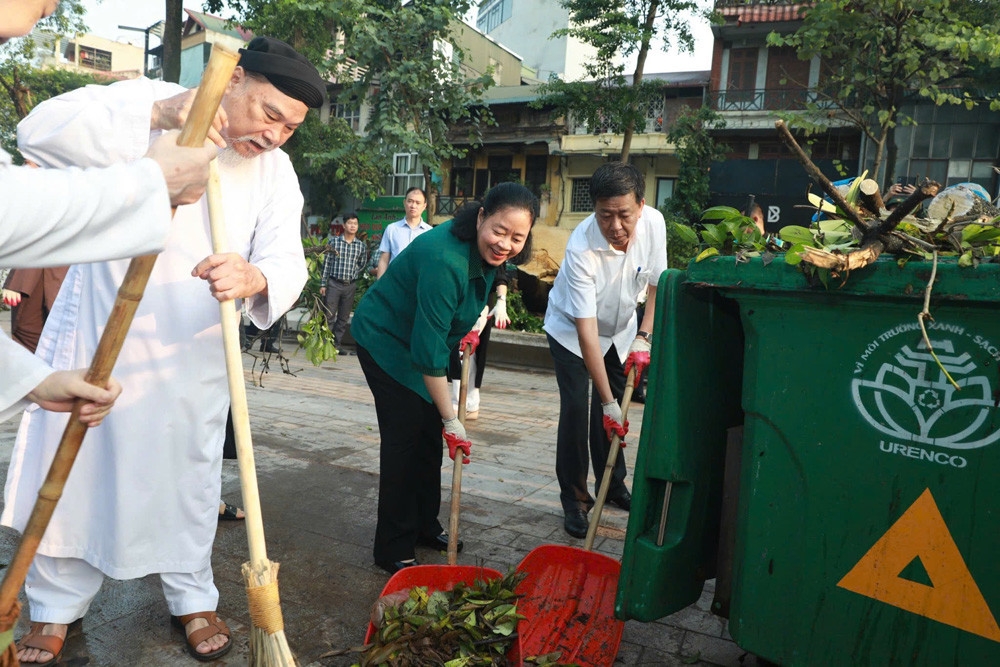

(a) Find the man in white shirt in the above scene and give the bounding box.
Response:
[375,186,430,277]
[543,162,667,538]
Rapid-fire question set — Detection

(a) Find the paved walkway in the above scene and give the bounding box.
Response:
[0,312,756,665]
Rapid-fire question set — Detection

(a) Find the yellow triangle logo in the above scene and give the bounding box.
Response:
[838,488,1000,643]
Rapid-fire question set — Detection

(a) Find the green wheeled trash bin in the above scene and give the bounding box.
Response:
[619,256,1000,666]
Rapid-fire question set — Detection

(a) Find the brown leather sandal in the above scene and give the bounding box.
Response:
[171,611,233,662]
[15,620,81,667]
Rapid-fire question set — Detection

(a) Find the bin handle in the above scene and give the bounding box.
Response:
[656,481,673,547]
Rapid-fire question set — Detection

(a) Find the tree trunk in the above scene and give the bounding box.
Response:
[883,120,899,193]
[620,0,659,163]
[162,0,183,83]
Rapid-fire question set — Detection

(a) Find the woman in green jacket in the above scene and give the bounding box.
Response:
[353,182,538,574]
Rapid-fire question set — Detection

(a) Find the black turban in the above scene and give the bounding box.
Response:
[238,36,326,109]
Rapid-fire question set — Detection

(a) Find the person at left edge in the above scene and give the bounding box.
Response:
[3,36,323,664]
[353,182,538,575]
[1,0,219,428]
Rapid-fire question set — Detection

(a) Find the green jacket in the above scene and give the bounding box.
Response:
[352,220,496,402]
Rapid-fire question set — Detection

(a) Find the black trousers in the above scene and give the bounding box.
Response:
[547,334,629,514]
[358,346,445,563]
[324,279,357,348]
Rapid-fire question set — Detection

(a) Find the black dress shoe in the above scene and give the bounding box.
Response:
[608,490,632,512]
[375,558,419,575]
[564,508,589,538]
[417,532,463,552]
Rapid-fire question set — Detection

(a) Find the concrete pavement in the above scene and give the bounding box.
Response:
[0,312,756,666]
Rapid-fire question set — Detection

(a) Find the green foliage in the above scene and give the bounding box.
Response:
[534,77,663,139]
[767,0,1000,186]
[295,236,338,366]
[357,570,527,666]
[0,1,92,159]
[665,214,699,269]
[208,0,494,208]
[504,288,544,334]
[283,113,386,213]
[0,66,103,158]
[535,0,711,160]
[664,105,727,225]
[688,206,779,264]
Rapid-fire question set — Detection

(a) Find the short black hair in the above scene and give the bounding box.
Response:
[450,182,538,266]
[590,161,645,204]
[342,211,359,223]
[404,186,426,201]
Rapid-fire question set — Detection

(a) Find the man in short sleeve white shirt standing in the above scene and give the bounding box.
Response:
[543,162,667,538]
[375,186,430,277]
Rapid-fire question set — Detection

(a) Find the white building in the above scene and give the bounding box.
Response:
[475,0,596,81]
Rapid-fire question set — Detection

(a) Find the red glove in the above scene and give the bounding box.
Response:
[603,415,629,447]
[625,337,651,384]
[442,418,471,464]
[460,330,480,356]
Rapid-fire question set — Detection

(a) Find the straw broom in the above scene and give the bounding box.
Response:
[205,161,296,665]
[0,43,239,665]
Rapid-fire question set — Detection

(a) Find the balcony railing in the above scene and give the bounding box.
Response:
[436,196,476,216]
[716,0,802,6]
[708,88,834,112]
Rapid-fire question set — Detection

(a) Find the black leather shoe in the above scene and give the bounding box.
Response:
[608,490,632,512]
[564,508,589,538]
[417,532,463,553]
[375,558,419,575]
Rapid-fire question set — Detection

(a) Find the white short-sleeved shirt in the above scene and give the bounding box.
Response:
[544,205,668,362]
[378,218,432,263]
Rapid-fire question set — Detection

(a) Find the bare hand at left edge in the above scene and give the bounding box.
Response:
[192,253,268,302]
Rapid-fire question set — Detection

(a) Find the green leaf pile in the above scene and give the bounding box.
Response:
[356,571,528,667]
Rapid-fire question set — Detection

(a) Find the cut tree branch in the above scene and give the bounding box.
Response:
[775,119,868,231]
[881,181,940,233]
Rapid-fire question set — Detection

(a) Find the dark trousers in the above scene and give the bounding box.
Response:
[324,279,357,348]
[547,334,629,514]
[448,318,493,387]
[358,346,445,563]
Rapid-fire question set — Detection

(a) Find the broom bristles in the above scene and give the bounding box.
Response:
[242,559,297,666]
[249,627,296,667]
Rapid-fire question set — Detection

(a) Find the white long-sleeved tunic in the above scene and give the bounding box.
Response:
[0,146,172,422]
[1,78,307,578]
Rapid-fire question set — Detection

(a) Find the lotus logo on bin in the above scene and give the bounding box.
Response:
[851,322,1000,460]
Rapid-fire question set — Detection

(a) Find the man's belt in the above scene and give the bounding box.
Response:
[328,277,356,285]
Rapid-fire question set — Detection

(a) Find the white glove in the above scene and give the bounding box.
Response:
[490,297,510,329]
[471,305,490,334]
[601,399,628,443]
[442,416,467,441]
[601,400,623,427]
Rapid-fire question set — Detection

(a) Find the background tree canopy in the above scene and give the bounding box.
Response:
[768,0,1000,188]
[0,0,93,161]
[204,0,495,214]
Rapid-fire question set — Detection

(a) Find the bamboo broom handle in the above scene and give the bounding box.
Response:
[447,344,472,565]
[584,366,636,551]
[0,44,240,616]
[205,159,269,566]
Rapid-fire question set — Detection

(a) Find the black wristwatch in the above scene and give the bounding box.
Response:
[636,330,651,342]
